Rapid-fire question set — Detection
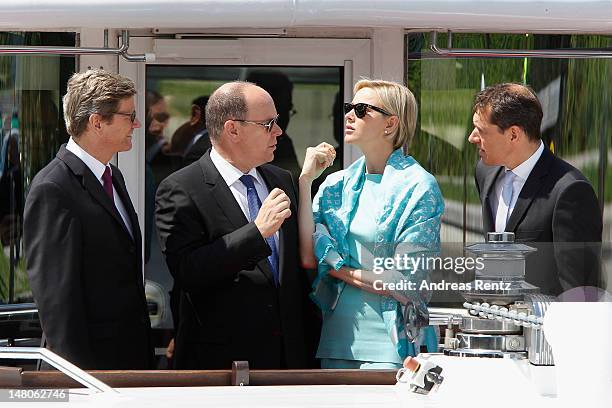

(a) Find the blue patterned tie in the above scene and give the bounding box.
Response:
[501,171,516,223]
[239,175,279,285]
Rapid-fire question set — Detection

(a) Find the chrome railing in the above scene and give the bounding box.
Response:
[428,31,612,59]
[0,30,153,62]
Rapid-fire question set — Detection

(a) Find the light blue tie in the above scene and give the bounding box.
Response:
[239,174,279,286]
[501,170,516,223]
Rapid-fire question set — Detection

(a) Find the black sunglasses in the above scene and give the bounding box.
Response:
[232,115,279,133]
[114,111,137,123]
[344,102,392,118]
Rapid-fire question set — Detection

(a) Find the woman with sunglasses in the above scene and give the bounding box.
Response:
[298,79,444,369]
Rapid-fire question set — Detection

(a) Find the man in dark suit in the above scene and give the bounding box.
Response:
[24,70,153,369]
[182,128,211,167]
[469,83,602,296]
[180,96,212,168]
[170,95,211,163]
[155,81,316,369]
[245,71,301,180]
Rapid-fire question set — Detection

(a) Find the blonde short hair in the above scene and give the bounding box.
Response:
[63,70,136,138]
[353,79,417,152]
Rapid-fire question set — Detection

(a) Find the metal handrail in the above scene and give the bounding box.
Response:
[0,303,37,317]
[0,347,117,394]
[428,31,612,59]
[119,30,155,62]
[0,30,153,62]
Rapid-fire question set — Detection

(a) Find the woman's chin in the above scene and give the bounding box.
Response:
[344,135,356,145]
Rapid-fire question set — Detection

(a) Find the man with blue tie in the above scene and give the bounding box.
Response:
[469,83,602,296]
[155,81,317,369]
[24,70,153,369]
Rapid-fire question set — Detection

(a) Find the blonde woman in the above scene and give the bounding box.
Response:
[299,79,443,369]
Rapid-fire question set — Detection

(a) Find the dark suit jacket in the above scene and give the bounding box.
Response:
[182,130,211,167]
[155,151,317,369]
[475,146,602,296]
[24,145,153,370]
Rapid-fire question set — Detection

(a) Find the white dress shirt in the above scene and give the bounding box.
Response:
[66,137,134,238]
[209,147,279,250]
[490,140,544,231]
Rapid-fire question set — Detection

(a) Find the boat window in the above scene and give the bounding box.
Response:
[407,32,612,305]
[0,32,76,306]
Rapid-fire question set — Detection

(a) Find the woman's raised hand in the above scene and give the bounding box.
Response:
[300,142,336,183]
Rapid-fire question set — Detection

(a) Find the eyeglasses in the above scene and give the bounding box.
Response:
[114,111,137,123]
[232,115,279,133]
[344,102,392,118]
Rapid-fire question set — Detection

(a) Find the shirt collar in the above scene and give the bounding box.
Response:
[190,129,206,146]
[210,147,262,188]
[66,137,109,181]
[507,140,544,181]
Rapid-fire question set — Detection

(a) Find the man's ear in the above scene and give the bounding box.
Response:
[190,105,202,126]
[508,125,523,142]
[89,113,103,132]
[223,119,241,143]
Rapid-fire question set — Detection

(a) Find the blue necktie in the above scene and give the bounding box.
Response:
[239,175,279,286]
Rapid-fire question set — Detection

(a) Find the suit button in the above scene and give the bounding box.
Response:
[267,304,273,309]
[129,246,135,253]
[272,329,282,336]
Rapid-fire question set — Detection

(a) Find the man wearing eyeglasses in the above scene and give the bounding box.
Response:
[155,81,317,369]
[23,70,154,370]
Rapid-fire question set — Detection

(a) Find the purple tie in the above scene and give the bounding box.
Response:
[102,166,114,201]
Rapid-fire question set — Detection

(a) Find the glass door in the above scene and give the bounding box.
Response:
[118,36,371,340]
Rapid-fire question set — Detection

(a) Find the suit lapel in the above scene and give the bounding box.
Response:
[57,146,133,240]
[110,166,145,287]
[506,147,553,232]
[199,152,248,229]
[480,165,503,234]
[258,166,290,287]
[111,165,139,243]
[199,153,276,286]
